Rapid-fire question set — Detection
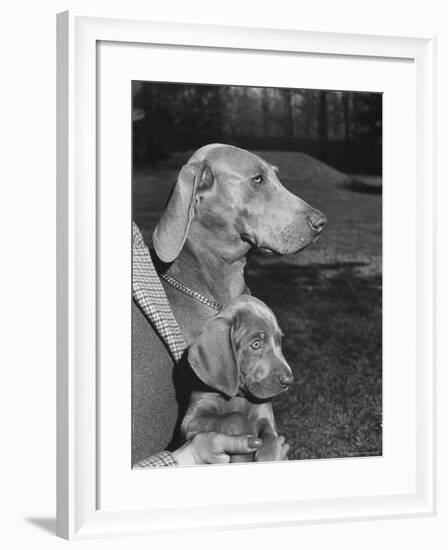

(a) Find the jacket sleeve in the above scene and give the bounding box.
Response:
[133,450,178,468]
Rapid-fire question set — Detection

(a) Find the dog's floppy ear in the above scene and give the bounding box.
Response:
[152,161,213,263]
[187,316,239,398]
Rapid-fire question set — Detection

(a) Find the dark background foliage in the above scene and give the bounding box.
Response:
[132,82,382,175]
[133,82,382,460]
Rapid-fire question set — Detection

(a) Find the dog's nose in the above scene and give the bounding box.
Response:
[279,374,294,386]
[308,211,327,234]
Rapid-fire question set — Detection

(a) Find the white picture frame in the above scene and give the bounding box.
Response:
[56,12,436,540]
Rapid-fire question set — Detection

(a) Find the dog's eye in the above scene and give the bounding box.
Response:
[253,175,264,184]
[250,339,262,350]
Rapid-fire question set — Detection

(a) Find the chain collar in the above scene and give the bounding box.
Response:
[159,272,224,312]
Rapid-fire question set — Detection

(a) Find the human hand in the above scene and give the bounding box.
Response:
[172,432,262,465]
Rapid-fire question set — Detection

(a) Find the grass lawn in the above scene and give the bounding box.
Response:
[134,150,382,460]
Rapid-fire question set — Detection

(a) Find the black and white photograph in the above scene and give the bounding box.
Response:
[3,0,443,544]
[131,81,382,468]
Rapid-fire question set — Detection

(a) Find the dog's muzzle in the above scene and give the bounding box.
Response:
[307,211,327,235]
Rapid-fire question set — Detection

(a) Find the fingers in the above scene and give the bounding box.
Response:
[189,433,261,464]
[189,432,288,465]
[211,433,262,455]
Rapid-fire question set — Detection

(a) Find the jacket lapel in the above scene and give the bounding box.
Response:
[132,222,186,362]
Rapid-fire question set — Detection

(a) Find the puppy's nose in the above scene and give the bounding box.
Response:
[308,211,327,234]
[279,374,294,386]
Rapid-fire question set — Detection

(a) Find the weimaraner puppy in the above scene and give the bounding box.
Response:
[181,295,294,463]
[152,144,327,345]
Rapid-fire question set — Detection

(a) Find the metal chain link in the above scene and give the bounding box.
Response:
[159,272,224,312]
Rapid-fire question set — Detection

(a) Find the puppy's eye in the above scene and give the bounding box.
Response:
[253,175,263,184]
[250,339,262,350]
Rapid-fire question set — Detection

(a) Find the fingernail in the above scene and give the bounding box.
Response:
[248,436,262,448]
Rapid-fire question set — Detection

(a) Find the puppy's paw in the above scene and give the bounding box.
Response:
[255,435,289,462]
[255,438,281,462]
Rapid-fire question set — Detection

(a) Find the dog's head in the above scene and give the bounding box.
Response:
[187,295,294,400]
[153,144,327,263]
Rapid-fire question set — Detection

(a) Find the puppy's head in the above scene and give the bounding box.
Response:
[187,296,294,400]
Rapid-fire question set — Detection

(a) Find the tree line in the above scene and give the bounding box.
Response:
[133,82,382,175]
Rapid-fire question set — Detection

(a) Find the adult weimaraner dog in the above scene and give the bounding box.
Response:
[153,143,327,345]
[181,295,294,462]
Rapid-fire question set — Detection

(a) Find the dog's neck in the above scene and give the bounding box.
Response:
[165,236,249,306]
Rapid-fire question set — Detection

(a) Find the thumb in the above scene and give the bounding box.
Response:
[212,434,262,455]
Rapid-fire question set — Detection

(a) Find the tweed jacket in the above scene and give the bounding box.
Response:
[132,222,185,360]
[132,223,187,466]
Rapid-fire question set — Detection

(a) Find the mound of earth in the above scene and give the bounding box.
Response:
[253,150,350,190]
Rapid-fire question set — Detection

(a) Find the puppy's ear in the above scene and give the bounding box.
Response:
[152,161,213,263]
[187,316,239,398]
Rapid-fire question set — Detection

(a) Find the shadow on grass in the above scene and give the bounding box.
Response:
[343,178,382,195]
[246,259,382,461]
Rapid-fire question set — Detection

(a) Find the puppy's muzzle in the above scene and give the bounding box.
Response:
[278,373,294,389]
